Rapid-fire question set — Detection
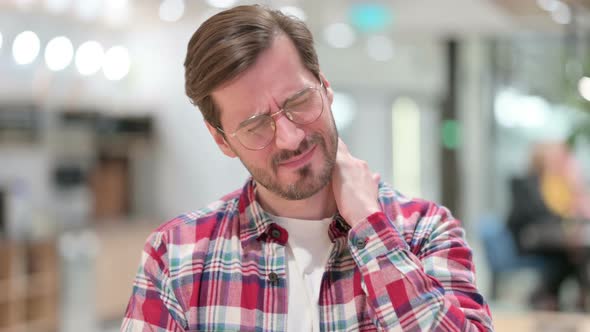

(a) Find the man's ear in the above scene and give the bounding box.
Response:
[319,72,333,106]
[205,121,238,158]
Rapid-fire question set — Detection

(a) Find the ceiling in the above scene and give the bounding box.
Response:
[494,0,590,15]
[1,0,587,108]
[3,0,590,37]
[492,0,590,30]
[168,0,590,38]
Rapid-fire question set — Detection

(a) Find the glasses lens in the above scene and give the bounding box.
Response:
[285,88,323,124]
[236,115,275,149]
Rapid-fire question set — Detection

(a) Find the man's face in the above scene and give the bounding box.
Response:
[209,34,338,200]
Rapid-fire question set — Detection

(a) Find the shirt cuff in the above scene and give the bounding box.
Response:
[347,211,409,266]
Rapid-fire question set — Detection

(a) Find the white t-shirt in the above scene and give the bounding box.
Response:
[270,214,334,332]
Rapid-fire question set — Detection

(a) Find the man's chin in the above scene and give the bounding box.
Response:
[253,159,333,200]
[275,186,321,201]
[276,177,330,200]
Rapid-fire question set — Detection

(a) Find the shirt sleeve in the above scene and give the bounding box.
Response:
[121,233,187,332]
[347,208,494,331]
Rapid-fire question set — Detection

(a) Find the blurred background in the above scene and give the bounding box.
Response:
[1,0,590,331]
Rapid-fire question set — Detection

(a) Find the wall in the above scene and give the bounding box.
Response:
[0,12,450,224]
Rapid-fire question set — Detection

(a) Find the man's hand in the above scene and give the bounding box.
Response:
[332,138,381,227]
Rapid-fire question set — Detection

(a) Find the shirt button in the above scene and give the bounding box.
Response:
[355,238,367,249]
[270,229,281,239]
[268,272,279,283]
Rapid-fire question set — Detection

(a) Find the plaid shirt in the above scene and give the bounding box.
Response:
[122,179,493,331]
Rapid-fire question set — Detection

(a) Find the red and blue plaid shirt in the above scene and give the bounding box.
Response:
[122,179,493,331]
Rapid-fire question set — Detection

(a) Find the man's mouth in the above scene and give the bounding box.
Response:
[278,144,317,168]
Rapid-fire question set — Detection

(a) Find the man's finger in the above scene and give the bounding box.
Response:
[373,173,381,183]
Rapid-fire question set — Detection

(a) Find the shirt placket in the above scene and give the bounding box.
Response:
[260,224,289,332]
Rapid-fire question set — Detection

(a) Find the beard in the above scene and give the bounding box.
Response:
[241,119,338,200]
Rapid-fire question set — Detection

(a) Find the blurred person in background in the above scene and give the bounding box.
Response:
[122,5,493,331]
[508,141,590,311]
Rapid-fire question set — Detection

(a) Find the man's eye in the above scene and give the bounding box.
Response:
[288,100,307,110]
[244,119,268,133]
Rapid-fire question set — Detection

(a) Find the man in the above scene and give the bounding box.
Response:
[507,142,589,310]
[122,5,493,331]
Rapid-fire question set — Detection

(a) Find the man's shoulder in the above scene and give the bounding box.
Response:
[379,182,457,225]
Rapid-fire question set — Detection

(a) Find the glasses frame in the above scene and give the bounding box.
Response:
[216,80,325,150]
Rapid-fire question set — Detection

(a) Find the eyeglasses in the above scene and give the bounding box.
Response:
[217,81,325,150]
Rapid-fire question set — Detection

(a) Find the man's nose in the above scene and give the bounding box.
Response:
[273,113,305,151]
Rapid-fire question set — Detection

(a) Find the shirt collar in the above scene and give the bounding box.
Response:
[238,178,273,249]
[238,178,352,249]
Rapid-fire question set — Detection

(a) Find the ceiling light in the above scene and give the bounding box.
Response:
[103,46,130,81]
[205,0,237,9]
[159,0,185,22]
[349,3,393,32]
[45,0,71,14]
[551,2,571,24]
[75,0,102,21]
[76,41,104,75]
[104,0,129,26]
[537,0,559,12]
[13,30,41,65]
[323,23,356,49]
[45,36,74,71]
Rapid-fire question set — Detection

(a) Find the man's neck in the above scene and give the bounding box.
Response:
[255,183,337,220]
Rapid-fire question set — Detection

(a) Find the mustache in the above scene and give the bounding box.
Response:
[272,134,322,169]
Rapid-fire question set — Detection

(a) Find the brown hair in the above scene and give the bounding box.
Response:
[184,5,320,131]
